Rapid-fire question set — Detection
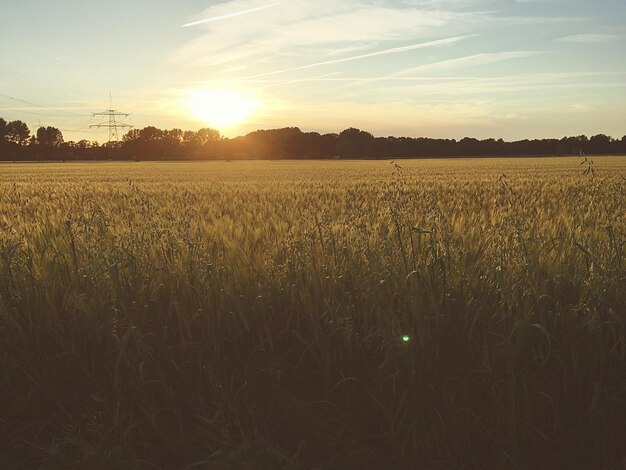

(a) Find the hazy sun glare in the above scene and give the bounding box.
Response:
[184,89,258,129]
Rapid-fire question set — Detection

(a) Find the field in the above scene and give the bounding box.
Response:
[1,157,625,469]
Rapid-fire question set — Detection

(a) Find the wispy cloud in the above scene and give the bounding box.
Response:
[360,72,626,100]
[241,36,472,79]
[513,0,563,4]
[557,34,621,43]
[179,77,479,86]
[323,50,541,92]
[182,1,284,28]
[172,0,482,69]
[397,51,541,74]
[165,0,626,140]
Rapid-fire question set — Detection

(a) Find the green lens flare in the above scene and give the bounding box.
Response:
[402,335,410,342]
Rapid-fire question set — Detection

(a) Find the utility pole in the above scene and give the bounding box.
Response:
[90,93,133,142]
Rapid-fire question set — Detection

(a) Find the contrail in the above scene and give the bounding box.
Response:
[182,1,284,28]
[240,35,472,79]
[397,51,541,75]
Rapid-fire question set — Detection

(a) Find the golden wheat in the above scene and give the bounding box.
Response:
[0,157,624,469]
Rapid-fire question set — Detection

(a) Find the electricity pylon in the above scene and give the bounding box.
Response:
[90,93,133,142]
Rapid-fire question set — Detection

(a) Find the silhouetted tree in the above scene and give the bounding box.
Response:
[5,120,30,146]
[36,126,64,148]
[589,134,612,154]
[180,128,221,159]
[69,139,94,149]
[338,128,375,158]
[197,128,221,144]
[0,114,624,161]
[0,118,7,141]
[31,126,64,160]
[122,126,166,160]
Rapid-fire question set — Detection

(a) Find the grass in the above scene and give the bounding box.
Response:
[0,157,625,469]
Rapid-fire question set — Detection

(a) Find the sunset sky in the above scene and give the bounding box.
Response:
[1,0,625,142]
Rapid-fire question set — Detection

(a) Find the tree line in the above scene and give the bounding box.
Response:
[1,117,625,161]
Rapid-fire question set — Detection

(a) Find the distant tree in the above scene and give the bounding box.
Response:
[266,127,304,158]
[559,135,588,155]
[182,128,222,159]
[0,117,9,160]
[576,135,589,153]
[122,126,185,160]
[164,128,183,144]
[137,126,164,142]
[589,134,612,154]
[162,129,184,159]
[104,140,123,150]
[0,115,623,160]
[72,139,93,149]
[5,120,30,145]
[197,128,221,144]
[122,128,141,143]
[298,131,337,159]
[338,128,375,158]
[60,140,91,160]
[0,117,7,141]
[36,126,64,148]
[458,137,481,156]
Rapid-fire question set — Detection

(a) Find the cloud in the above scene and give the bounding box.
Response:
[557,34,621,44]
[360,72,626,101]
[322,50,541,91]
[182,1,284,28]
[164,0,626,141]
[498,15,582,25]
[513,0,563,3]
[172,0,482,69]
[397,51,541,74]
[241,36,472,79]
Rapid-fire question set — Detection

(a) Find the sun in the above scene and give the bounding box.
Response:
[184,89,258,129]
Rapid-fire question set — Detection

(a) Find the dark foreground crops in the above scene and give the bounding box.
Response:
[1,160,625,469]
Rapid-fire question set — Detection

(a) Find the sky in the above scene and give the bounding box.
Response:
[0,0,625,142]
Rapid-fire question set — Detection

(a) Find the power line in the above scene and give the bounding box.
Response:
[0,91,91,117]
[0,91,134,141]
[0,107,86,118]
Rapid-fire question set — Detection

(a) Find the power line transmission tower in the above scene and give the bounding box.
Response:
[90,94,133,142]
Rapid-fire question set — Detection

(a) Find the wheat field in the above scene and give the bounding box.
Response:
[1,157,625,469]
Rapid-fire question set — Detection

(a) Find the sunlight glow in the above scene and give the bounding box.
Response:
[184,89,258,129]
